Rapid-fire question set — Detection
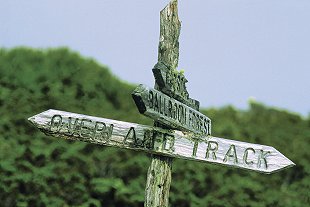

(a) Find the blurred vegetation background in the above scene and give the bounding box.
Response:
[0,47,309,207]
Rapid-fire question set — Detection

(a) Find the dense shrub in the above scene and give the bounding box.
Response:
[0,48,308,206]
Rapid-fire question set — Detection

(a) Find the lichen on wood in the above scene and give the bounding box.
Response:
[146,1,180,206]
[158,0,181,71]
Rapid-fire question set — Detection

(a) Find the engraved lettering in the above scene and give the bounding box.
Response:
[133,85,211,135]
[99,123,113,142]
[207,119,211,135]
[142,130,154,149]
[154,92,159,112]
[160,95,164,115]
[198,115,202,131]
[243,148,255,166]
[123,127,137,146]
[152,63,200,110]
[178,105,183,123]
[257,150,271,169]
[192,140,199,157]
[183,107,187,125]
[173,102,178,120]
[50,115,62,132]
[106,124,113,140]
[205,141,218,160]
[163,134,175,152]
[163,96,168,116]
[166,70,172,88]
[188,110,192,127]
[152,130,174,152]
[159,95,162,114]
[203,119,208,134]
[223,145,238,164]
[63,117,82,135]
[168,100,173,118]
[93,121,105,139]
[149,90,154,108]
[80,119,92,138]
[93,122,104,140]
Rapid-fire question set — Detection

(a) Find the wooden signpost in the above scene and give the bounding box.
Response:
[29,109,294,174]
[28,1,294,206]
[132,84,211,135]
[152,62,200,111]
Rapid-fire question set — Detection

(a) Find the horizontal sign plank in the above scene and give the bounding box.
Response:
[28,109,295,174]
[153,62,200,110]
[132,84,211,135]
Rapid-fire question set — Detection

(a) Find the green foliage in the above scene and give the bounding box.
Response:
[0,47,309,206]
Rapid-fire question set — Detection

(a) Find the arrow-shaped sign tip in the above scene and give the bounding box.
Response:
[285,157,296,168]
[27,109,55,127]
[28,113,39,127]
[265,147,295,174]
[28,115,35,124]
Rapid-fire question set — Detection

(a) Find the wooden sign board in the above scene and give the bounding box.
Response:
[132,84,211,135]
[153,62,200,110]
[28,109,295,174]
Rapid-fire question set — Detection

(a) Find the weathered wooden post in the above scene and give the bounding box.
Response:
[143,1,204,205]
[144,1,180,206]
[28,1,295,207]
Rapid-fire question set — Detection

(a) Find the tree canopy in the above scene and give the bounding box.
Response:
[0,47,309,206]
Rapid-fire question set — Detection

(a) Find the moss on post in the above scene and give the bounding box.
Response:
[145,0,180,206]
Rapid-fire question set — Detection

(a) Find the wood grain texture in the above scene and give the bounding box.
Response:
[145,155,172,207]
[148,0,182,206]
[152,62,200,110]
[149,0,181,206]
[132,84,211,135]
[158,0,180,70]
[28,109,295,174]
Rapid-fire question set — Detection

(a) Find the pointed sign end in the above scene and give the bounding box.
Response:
[275,161,296,174]
[281,151,296,170]
[289,160,296,168]
[268,157,296,174]
[27,109,55,126]
[28,114,36,125]
[291,160,296,166]
[262,146,295,174]
[263,162,295,175]
[132,85,148,114]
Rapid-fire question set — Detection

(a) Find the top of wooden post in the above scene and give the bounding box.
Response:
[158,0,181,70]
[153,0,200,111]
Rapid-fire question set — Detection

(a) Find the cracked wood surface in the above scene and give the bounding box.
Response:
[28,109,295,174]
[132,84,211,135]
[148,0,181,206]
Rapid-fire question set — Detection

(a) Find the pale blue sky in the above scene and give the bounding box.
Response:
[1,0,309,116]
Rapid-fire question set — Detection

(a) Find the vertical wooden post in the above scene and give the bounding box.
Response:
[145,155,172,207]
[145,1,181,206]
